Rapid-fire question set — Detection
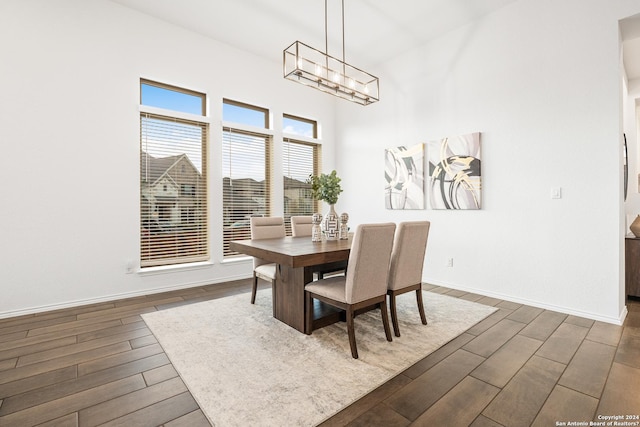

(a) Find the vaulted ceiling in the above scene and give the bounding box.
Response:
[111,0,519,69]
[112,1,640,88]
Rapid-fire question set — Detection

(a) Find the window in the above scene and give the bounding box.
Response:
[141,81,204,115]
[283,114,317,138]
[223,99,268,128]
[282,115,320,235]
[222,99,272,257]
[181,184,195,197]
[140,79,208,267]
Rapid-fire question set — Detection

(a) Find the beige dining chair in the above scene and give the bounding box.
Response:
[387,221,431,337]
[250,216,285,307]
[290,215,313,237]
[305,223,396,359]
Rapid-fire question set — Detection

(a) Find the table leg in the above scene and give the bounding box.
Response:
[274,265,313,333]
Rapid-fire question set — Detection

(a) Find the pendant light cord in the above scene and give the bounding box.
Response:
[325,0,329,73]
[342,0,345,64]
[325,0,346,63]
[325,0,328,55]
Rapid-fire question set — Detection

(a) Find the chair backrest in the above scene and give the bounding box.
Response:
[250,217,285,268]
[345,223,396,304]
[290,216,313,237]
[388,221,431,291]
[250,216,286,240]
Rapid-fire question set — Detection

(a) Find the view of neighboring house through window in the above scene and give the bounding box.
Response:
[140,80,208,267]
[222,99,272,257]
[283,114,320,235]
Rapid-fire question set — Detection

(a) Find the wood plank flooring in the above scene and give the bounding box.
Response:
[1,280,638,426]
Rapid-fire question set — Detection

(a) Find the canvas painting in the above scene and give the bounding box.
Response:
[384,144,425,209]
[427,132,481,210]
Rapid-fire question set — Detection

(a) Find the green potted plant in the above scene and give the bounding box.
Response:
[308,170,343,240]
[308,170,343,206]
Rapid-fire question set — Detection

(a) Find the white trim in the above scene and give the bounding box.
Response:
[221,120,275,136]
[282,133,321,145]
[222,256,252,264]
[424,278,628,326]
[0,274,253,320]
[139,105,211,124]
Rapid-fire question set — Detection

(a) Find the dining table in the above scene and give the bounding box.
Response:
[230,235,352,333]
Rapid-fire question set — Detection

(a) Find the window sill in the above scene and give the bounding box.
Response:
[138,261,213,276]
[222,256,252,264]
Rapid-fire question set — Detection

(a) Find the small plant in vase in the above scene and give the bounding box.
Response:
[308,170,343,240]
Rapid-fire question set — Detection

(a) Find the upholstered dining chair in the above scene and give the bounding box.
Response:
[290,215,313,237]
[250,217,286,307]
[305,223,396,359]
[387,221,431,337]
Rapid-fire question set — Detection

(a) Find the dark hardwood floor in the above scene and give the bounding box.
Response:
[0,279,638,426]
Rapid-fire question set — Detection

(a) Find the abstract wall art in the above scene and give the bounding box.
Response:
[384,143,425,209]
[427,132,481,210]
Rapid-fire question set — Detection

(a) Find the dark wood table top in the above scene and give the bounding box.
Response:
[230,235,353,268]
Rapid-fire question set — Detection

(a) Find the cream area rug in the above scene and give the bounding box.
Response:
[141,290,497,427]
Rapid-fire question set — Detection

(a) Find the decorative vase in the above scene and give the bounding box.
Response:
[323,205,339,240]
[631,215,640,237]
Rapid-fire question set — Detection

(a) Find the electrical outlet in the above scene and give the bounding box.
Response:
[447,258,453,267]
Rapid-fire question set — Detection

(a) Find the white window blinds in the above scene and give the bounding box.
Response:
[222,127,272,257]
[140,113,208,267]
[283,139,320,235]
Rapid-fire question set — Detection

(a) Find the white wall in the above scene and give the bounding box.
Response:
[0,0,337,317]
[336,0,640,324]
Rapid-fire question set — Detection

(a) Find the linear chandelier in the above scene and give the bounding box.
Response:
[283,0,379,106]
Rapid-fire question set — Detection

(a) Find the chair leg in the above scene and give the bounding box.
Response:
[305,292,313,335]
[416,289,428,325]
[389,293,401,337]
[251,274,258,304]
[346,307,358,359]
[271,279,277,315]
[380,301,393,342]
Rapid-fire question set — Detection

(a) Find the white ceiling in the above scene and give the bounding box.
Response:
[112,1,640,83]
[111,0,520,68]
